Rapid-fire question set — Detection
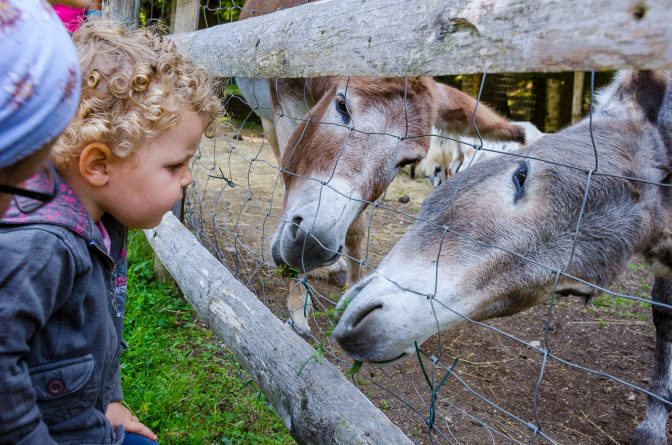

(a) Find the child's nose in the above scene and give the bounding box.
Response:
[181,168,193,187]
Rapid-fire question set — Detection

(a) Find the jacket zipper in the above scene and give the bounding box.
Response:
[110,258,120,314]
[89,241,118,313]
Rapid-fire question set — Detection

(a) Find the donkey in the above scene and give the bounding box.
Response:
[237,1,526,333]
[332,71,672,444]
[238,1,525,330]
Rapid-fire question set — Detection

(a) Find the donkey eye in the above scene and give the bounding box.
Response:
[512,161,528,202]
[334,95,350,124]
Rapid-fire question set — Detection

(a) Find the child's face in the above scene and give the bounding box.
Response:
[105,112,205,229]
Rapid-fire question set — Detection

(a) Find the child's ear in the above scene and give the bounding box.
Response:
[79,143,113,187]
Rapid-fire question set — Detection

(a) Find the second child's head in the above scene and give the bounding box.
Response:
[53,20,223,228]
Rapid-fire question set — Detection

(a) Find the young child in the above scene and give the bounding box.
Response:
[0,19,223,444]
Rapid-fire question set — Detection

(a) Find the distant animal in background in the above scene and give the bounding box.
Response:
[417,121,545,187]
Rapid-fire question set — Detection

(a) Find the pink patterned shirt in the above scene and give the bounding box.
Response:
[96,221,112,253]
[53,4,86,33]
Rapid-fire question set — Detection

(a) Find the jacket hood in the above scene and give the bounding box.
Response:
[2,168,108,249]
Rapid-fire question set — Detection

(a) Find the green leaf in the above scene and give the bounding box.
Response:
[346,360,362,377]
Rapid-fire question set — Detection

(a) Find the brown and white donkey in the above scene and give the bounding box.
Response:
[333,71,672,444]
[237,0,525,333]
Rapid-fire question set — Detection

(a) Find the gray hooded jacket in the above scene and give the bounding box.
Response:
[0,170,127,444]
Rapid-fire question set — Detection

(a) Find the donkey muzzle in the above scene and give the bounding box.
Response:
[271,217,343,272]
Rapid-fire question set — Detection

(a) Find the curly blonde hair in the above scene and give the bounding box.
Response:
[52,19,223,167]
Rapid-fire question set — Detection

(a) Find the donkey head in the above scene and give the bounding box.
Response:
[271,77,526,272]
[333,71,672,364]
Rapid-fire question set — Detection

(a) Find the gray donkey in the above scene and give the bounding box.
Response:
[333,71,672,444]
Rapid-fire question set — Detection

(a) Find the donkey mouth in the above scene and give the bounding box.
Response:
[271,240,286,267]
[554,283,597,298]
[369,352,409,365]
[321,249,342,266]
[277,243,343,271]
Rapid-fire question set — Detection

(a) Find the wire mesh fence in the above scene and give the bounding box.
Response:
[189,75,666,445]
[104,1,672,443]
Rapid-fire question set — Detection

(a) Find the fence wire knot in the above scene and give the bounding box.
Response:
[299,276,311,317]
[527,422,540,434]
[207,167,235,188]
[415,341,458,430]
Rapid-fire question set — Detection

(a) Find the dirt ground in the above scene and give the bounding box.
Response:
[185,126,666,445]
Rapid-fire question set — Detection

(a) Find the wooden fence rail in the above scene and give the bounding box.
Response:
[144,213,413,445]
[170,0,672,78]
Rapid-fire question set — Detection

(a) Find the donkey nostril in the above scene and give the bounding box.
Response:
[351,303,383,330]
[288,216,303,239]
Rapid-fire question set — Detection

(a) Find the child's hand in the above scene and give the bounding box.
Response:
[105,402,158,442]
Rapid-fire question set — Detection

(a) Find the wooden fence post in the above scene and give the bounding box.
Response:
[105,0,141,27]
[169,0,200,223]
[153,0,202,283]
[571,71,585,123]
[461,74,482,98]
[544,78,563,132]
[171,0,201,34]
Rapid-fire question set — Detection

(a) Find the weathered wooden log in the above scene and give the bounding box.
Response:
[170,0,672,78]
[571,72,585,124]
[105,0,141,28]
[544,78,563,132]
[171,0,200,35]
[144,213,413,445]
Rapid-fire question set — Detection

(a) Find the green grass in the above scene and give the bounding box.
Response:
[121,231,295,445]
[587,261,652,321]
[589,288,650,320]
[224,116,264,134]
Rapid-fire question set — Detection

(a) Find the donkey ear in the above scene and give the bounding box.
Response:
[433,83,526,143]
[273,78,317,109]
[597,71,669,123]
[306,78,336,104]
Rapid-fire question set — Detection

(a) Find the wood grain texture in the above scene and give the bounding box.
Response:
[171,0,672,77]
[171,0,200,34]
[105,0,141,27]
